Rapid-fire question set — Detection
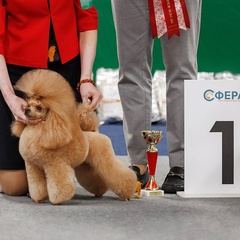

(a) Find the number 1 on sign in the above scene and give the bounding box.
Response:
[210,121,234,184]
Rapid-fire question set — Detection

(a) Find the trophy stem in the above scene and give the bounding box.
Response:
[146,151,159,190]
[147,151,158,176]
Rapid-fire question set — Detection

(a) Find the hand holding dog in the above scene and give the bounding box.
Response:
[79,82,103,110]
[0,55,41,126]
[3,91,41,126]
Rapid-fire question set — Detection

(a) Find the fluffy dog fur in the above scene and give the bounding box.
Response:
[11,69,137,204]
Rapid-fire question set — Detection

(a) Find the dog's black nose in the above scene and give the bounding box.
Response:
[24,108,30,115]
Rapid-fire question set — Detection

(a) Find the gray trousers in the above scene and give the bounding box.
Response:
[111,0,202,168]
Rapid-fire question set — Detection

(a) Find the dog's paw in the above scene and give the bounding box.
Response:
[28,186,48,204]
[30,194,48,203]
[48,185,75,205]
[34,198,47,204]
[112,169,138,200]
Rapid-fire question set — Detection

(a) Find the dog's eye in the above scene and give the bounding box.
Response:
[37,106,43,111]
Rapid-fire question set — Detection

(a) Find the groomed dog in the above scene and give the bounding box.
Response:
[11,69,137,204]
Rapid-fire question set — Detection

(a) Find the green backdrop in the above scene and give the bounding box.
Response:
[93,1,240,77]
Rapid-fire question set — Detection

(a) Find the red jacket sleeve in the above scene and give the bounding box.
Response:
[74,0,98,32]
[0,5,6,55]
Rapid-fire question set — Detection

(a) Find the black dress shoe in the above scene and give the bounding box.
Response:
[129,166,149,188]
[161,166,184,193]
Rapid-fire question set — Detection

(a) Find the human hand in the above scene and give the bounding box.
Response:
[80,83,103,110]
[7,94,42,125]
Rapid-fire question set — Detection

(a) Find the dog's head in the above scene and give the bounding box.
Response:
[14,69,79,149]
[24,95,49,121]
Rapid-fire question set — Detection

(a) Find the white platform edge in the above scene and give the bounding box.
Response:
[177,191,240,198]
[141,189,164,197]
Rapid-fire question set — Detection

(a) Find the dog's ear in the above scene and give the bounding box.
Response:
[11,121,26,137]
[39,111,73,149]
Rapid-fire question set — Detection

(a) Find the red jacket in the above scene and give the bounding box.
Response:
[0,0,98,68]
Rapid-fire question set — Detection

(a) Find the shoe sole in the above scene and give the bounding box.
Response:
[161,185,184,194]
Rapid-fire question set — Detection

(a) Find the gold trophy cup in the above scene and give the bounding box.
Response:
[141,130,164,197]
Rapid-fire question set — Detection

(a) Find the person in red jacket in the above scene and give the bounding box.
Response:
[0,0,103,196]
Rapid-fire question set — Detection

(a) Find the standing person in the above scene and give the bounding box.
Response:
[111,0,202,193]
[0,0,102,196]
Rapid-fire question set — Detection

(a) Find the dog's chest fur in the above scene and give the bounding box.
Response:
[18,126,88,167]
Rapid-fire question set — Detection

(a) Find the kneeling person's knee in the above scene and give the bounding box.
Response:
[0,170,28,196]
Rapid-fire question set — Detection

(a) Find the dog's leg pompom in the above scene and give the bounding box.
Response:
[75,162,109,197]
[45,162,76,205]
[26,162,48,203]
[85,134,137,200]
[104,158,137,200]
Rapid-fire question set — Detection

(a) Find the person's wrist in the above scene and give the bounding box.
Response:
[76,79,95,91]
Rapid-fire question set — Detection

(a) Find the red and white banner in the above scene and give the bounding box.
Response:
[148,0,190,39]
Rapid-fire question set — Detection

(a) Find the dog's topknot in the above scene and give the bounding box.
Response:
[14,69,77,115]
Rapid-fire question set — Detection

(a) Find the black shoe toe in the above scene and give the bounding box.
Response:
[161,166,184,193]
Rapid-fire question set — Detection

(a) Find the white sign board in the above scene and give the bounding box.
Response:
[178,79,240,198]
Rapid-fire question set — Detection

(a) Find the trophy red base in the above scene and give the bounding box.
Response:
[141,151,164,197]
